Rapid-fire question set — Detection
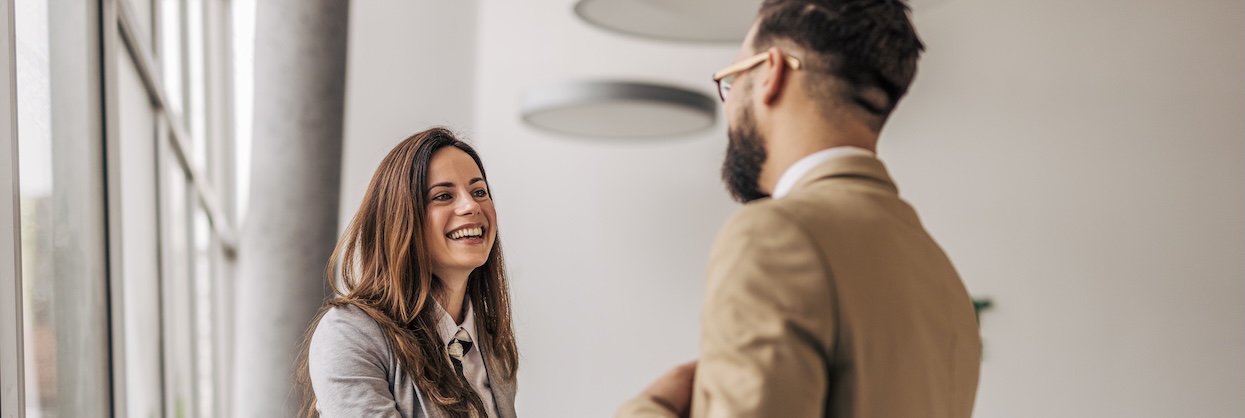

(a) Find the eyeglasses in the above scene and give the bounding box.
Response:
[712,52,803,102]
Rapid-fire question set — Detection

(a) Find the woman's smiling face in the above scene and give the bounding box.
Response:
[422,147,497,280]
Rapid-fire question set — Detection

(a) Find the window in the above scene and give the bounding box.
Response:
[13,0,112,416]
[112,1,239,417]
[1,0,240,417]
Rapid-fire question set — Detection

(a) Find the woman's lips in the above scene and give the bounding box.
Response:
[446,225,487,245]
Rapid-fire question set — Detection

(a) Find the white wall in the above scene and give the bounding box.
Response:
[340,0,480,227]
[472,1,739,415]
[890,1,1245,416]
[345,0,1245,417]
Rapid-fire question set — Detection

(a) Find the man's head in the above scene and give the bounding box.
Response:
[719,0,924,202]
[751,0,925,123]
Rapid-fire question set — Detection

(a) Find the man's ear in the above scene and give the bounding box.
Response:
[759,47,791,105]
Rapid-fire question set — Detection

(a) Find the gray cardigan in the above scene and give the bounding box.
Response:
[308,304,518,418]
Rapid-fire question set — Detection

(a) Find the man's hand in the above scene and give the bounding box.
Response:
[641,360,698,418]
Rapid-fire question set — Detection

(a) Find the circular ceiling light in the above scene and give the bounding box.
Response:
[521,81,717,139]
[575,0,951,43]
[574,0,759,43]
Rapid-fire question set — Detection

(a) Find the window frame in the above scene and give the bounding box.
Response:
[0,0,238,415]
[0,0,26,416]
[107,0,239,416]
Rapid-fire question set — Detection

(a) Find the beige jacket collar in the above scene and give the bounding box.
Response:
[788,153,898,196]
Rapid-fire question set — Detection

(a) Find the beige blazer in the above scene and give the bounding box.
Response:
[618,155,981,418]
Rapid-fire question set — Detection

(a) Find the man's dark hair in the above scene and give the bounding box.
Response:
[754,0,924,122]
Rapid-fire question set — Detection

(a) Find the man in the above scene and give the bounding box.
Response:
[616,1,981,417]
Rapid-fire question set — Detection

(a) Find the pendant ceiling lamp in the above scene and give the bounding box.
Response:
[573,0,760,43]
[574,0,948,43]
[520,81,716,139]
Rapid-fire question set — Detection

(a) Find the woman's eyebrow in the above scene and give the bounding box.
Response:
[427,178,485,192]
[428,182,454,192]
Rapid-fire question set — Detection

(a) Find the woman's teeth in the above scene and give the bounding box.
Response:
[447,227,484,240]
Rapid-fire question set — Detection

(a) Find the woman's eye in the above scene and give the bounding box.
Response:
[433,193,452,201]
[472,189,489,198]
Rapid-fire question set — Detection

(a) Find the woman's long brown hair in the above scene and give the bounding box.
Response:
[295,127,517,418]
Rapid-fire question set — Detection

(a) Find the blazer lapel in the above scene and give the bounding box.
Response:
[789,154,898,195]
[479,340,517,418]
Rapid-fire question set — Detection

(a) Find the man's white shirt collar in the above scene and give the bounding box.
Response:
[772,146,874,199]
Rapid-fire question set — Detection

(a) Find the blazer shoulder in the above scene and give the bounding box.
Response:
[311,304,393,361]
[318,304,384,333]
[721,197,829,242]
[724,199,801,230]
[713,200,822,263]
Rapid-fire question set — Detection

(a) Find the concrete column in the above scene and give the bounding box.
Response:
[232,1,349,417]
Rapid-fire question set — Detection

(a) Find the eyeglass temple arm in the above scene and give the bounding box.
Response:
[712,55,803,81]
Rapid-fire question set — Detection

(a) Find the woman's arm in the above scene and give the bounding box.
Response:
[309,305,404,418]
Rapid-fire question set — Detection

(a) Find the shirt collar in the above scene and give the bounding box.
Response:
[434,295,477,344]
[772,146,874,199]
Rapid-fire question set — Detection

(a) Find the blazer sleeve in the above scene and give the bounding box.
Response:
[309,306,405,418]
[692,204,836,418]
[615,395,681,418]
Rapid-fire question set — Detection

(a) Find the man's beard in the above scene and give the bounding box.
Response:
[722,105,769,203]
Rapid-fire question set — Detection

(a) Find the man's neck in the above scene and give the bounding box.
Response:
[759,116,877,194]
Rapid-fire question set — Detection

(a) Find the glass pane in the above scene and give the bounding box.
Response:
[186,0,208,173]
[15,0,54,407]
[127,0,155,54]
[160,143,195,418]
[193,205,214,418]
[232,0,254,224]
[118,48,163,418]
[159,0,184,116]
[14,0,111,416]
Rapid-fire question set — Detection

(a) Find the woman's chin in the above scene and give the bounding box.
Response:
[449,256,491,272]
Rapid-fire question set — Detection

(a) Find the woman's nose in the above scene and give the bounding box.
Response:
[455,196,481,215]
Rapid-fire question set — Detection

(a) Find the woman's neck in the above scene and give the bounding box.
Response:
[434,272,470,325]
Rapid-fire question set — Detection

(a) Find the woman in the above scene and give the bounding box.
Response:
[297,127,518,418]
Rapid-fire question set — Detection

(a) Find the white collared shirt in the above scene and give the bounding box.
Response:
[435,297,499,418]
[772,146,875,199]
